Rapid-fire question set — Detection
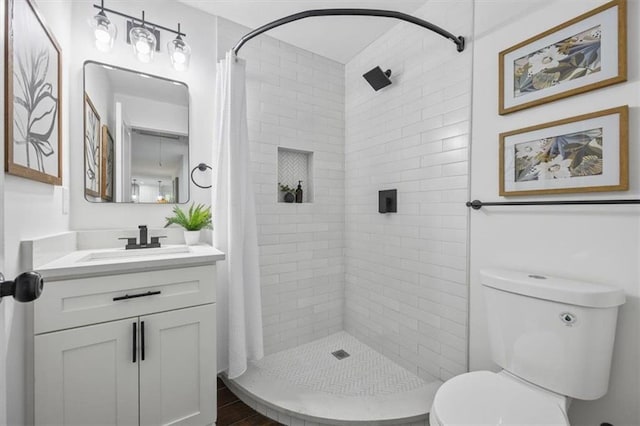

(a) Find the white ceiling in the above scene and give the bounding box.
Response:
[178,0,429,63]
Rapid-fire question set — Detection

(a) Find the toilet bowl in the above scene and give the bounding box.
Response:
[430,370,569,426]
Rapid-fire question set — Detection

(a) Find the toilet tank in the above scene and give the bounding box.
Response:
[480,269,625,400]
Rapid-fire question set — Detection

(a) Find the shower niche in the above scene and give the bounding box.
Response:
[277,147,313,203]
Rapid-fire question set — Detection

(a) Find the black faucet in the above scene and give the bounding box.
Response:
[119,225,166,250]
[139,225,148,246]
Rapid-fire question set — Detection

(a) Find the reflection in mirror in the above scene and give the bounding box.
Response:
[83,61,189,203]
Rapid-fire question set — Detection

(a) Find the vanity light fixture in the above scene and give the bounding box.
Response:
[90,2,189,68]
[90,0,117,52]
[167,24,191,71]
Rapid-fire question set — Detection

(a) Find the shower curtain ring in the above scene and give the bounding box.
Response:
[190,163,213,189]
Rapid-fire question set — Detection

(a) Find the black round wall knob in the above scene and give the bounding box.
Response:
[13,271,44,303]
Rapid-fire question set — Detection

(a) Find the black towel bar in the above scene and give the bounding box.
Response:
[466,199,640,210]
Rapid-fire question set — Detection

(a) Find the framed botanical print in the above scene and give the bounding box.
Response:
[5,0,62,184]
[499,0,627,115]
[101,125,114,201]
[499,106,628,196]
[84,93,101,198]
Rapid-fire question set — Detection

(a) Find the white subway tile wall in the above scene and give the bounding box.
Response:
[217,18,346,355]
[344,0,473,382]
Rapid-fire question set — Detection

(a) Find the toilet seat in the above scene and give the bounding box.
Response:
[430,371,569,426]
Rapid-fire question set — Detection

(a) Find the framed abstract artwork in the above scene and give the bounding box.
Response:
[101,125,114,201]
[4,0,62,184]
[499,106,628,196]
[84,93,101,198]
[499,0,627,115]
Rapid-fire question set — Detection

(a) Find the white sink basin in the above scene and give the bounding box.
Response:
[78,246,192,262]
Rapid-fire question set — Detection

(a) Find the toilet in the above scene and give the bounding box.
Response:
[430,269,625,426]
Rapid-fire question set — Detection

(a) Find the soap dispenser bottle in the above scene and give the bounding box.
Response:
[295,180,303,203]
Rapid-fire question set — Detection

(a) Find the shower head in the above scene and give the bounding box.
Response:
[363,66,392,91]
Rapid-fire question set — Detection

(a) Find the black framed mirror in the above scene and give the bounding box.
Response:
[83,61,190,203]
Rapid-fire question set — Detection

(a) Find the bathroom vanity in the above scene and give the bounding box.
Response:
[24,230,224,426]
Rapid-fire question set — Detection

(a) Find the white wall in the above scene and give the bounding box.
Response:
[69,0,217,230]
[113,94,188,135]
[343,0,473,383]
[84,63,113,131]
[470,1,640,425]
[1,1,73,424]
[217,18,346,355]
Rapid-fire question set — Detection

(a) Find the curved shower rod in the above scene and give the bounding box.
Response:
[232,9,465,56]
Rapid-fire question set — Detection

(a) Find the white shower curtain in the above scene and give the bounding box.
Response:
[213,51,264,379]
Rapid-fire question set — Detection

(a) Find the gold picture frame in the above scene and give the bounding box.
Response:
[84,93,101,198]
[4,0,62,185]
[499,0,627,115]
[499,106,628,196]
[100,125,114,201]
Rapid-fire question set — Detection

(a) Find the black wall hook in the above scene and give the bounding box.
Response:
[190,163,212,189]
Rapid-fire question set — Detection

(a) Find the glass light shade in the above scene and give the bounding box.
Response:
[167,36,191,71]
[91,11,117,52]
[129,25,156,63]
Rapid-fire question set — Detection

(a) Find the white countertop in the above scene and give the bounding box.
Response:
[24,231,225,281]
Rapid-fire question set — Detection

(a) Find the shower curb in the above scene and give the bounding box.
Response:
[220,374,430,426]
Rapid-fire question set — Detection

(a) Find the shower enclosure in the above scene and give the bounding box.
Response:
[216,0,473,423]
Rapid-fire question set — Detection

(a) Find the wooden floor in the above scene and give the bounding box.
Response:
[217,377,283,426]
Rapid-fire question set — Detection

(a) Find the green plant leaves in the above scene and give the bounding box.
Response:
[164,203,213,231]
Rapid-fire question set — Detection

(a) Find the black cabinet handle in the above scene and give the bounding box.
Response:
[141,321,145,361]
[132,322,137,363]
[113,290,161,302]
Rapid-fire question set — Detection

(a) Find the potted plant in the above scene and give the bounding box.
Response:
[279,183,295,203]
[164,203,212,245]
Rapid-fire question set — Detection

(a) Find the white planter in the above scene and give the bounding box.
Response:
[184,230,201,245]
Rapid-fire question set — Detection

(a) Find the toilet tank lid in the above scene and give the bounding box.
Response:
[480,269,625,308]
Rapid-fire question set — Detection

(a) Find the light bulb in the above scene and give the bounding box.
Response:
[172,50,186,64]
[94,26,111,43]
[135,39,151,54]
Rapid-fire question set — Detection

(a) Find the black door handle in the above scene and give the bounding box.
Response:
[113,290,161,302]
[132,322,137,363]
[141,321,145,361]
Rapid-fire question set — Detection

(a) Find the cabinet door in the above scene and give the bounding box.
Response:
[35,318,139,426]
[139,304,216,426]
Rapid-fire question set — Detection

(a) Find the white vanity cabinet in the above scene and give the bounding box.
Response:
[33,264,217,426]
